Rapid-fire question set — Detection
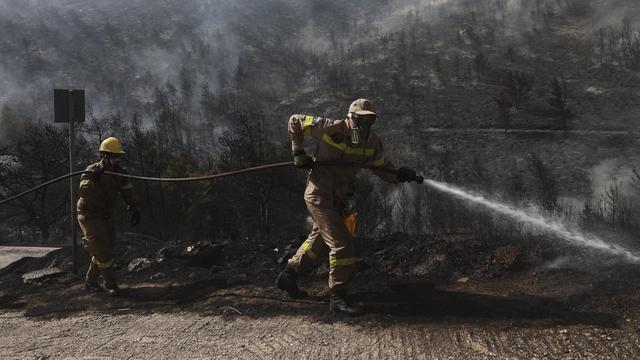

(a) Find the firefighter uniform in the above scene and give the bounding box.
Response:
[287,110,398,290]
[77,149,136,291]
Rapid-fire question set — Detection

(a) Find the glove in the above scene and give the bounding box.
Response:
[89,167,104,182]
[293,149,314,169]
[397,166,417,183]
[128,207,141,227]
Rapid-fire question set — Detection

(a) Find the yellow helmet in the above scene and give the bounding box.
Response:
[99,137,125,154]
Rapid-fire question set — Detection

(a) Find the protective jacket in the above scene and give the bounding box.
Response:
[288,114,397,208]
[76,159,136,217]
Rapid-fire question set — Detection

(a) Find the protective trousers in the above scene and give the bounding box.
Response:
[77,214,117,288]
[288,200,356,290]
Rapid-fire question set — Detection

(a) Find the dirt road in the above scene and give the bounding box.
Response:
[2,308,639,360]
[2,275,640,360]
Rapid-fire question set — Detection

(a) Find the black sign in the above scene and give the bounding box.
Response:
[54,89,85,123]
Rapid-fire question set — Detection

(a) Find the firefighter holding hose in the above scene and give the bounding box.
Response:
[77,137,141,296]
[276,98,420,315]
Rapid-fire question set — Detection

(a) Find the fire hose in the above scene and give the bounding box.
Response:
[0,161,424,206]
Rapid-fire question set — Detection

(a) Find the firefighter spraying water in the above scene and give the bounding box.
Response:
[275,98,421,315]
[1,100,639,316]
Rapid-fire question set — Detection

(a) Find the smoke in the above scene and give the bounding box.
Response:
[0,0,367,119]
[588,158,636,198]
[0,0,393,120]
[0,0,638,124]
[581,0,640,31]
[0,0,244,120]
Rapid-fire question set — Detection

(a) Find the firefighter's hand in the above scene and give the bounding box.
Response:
[397,166,417,183]
[293,149,314,169]
[129,207,141,227]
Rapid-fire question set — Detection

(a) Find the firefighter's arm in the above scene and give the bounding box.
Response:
[370,139,399,184]
[288,114,341,152]
[116,167,137,208]
[119,177,141,226]
[370,136,420,183]
[289,114,342,169]
[119,181,136,209]
[371,157,418,183]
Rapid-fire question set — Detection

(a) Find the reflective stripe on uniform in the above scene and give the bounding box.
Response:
[303,115,314,135]
[371,156,385,166]
[321,134,375,156]
[329,256,357,266]
[91,256,113,269]
[120,182,133,190]
[302,241,317,260]
[79,179,91,187]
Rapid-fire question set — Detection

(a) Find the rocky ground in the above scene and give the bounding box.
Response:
[2,233,640,359]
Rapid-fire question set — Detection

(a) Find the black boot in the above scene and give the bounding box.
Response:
[330,289,362,316]
[100,267,120,297]
[275,264,307,299]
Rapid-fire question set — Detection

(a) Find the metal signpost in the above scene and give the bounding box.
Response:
[54,89,85,273]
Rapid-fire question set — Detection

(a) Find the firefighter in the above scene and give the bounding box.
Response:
[276,99,419,315]
[77,137,141,296]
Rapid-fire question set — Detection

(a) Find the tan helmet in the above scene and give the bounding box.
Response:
[348,98,377,116]
[99,137,125,154]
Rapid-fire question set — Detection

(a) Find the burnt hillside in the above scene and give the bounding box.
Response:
[1,0,640,253]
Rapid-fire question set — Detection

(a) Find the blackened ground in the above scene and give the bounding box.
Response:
[1,233,640,359]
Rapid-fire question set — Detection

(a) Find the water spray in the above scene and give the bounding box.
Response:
[423,179,640,264]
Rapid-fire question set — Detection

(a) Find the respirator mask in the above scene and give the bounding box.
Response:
[349,113,376,145]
